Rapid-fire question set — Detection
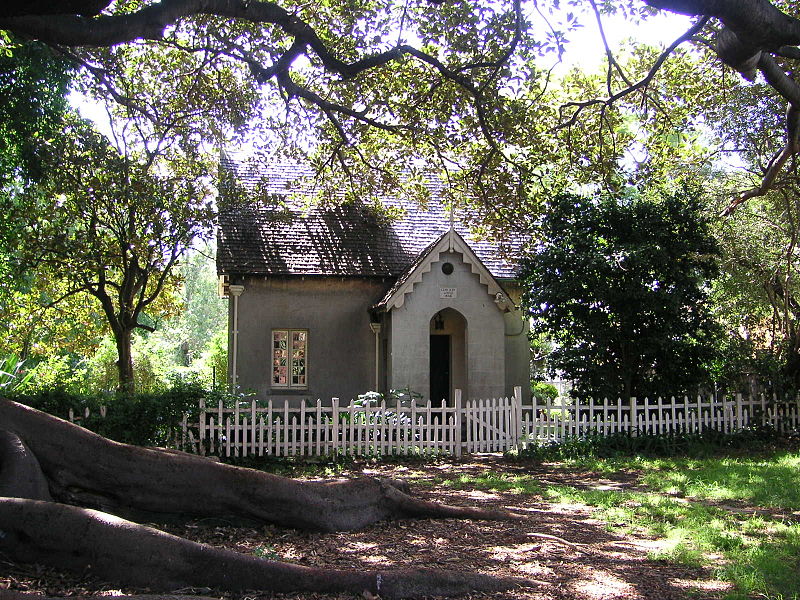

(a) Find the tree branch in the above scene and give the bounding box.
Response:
[644,0,800,50]
[557,17,709,130]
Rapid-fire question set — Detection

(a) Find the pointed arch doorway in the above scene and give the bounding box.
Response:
[429,307,467,405]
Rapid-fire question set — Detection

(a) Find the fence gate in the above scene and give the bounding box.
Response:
[462,390,522,453]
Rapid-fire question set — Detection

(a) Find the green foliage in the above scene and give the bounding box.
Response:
[4,116,215,391]
[157,242,228,369]
[0,38,72,184]
[709,190,800,394]
[521,188,721,399]
[0,39,73,315]
[508,425,788,462]
[0,353,33,392]
[14,355,90,394]
[192,329,229,391]
[10,380,206,447]
[530,381,558,401]
[136,243,228,391]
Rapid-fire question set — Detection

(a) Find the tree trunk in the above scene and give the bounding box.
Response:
[114,326,136,393]
[0,399,528,597]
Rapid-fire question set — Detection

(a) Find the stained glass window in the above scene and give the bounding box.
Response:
[272,329,307,388]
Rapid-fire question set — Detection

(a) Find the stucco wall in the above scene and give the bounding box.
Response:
[503,294,531,402]
[230,276,388,403]
[387,251,507,400]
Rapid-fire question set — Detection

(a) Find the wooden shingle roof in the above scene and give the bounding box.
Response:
[216,156,521,280]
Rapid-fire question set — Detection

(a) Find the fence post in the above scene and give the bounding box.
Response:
[198,397,206,456]
[736,393,743,431]
[217,398,224,453]
[251,399,257,455]
[181,413,187,452]
[513,386,522,449]
[454,389,462,457]
[332,398,340,455]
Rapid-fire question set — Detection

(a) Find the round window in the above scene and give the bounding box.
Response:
[441,262,454,275]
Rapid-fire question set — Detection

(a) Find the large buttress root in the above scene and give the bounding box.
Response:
[0,399,532,597]
[0,498,531,599]
[0,399,516,531]
[0,429,52,501]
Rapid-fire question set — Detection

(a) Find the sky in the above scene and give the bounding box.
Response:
[71,6,695,140]
[560,10,693,69]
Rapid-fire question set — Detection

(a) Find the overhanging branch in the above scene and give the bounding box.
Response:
[557,17,709,130]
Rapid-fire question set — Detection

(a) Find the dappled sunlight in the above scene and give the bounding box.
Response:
[405,536,431,548]
[462,489,503,501]
[346,541,379,552]
[515,560,556,577]
[548,501,593,514]
[568,564,635,599]
[360,554,392,565]
[507,505,558,514]
[600,538,666,557]
[638,453,800,509]
[6,454,740,600]
[485,542,546,562]
[669,576,733,594]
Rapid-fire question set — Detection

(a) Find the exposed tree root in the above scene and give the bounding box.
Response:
[0,429,51,502]
[526,532,595,555]
[0,399,518,531]
[0,498,531,599]
[0,399,532,598]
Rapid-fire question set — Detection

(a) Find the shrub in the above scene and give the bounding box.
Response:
[9,380,207,447]
[188,329,228,390]
[508,425,790,461]
[14,355,90,394]
[0,353,34,392]
[531,381,559,401]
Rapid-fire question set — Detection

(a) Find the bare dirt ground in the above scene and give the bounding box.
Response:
[0,455,731,600]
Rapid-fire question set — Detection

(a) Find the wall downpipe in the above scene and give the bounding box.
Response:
[369,322,382,391]
[229,284,245,393]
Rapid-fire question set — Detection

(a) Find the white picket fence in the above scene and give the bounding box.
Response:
[185,388,522,458]
[181,391,800,458]
[520,393,800,444]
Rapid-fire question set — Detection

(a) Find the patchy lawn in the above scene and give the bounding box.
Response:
[2,454,764,600]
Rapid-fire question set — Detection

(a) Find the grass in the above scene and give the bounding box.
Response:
[438,450,800,600]
[564,452,800,509]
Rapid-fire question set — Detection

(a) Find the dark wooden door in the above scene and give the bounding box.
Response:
[430,334,451,405]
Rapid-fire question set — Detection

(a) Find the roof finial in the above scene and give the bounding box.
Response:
[448,200,455,232]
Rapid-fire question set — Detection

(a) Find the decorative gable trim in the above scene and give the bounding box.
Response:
[374,230,512,311]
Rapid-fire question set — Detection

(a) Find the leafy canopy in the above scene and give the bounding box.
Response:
[5,115,214,391]
[522,188,720,399]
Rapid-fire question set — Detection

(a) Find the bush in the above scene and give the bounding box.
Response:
[9,380,207,447]
[531,381,559,401]
[14,355,90,394]
[189,329,228,390]
[508,425,790,461]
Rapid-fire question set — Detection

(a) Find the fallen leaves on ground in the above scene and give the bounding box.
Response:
[0,455,731,600]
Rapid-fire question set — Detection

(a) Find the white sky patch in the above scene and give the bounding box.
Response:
[69,7,696,146]
[555,10,695,72]
[69,90,113,136]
